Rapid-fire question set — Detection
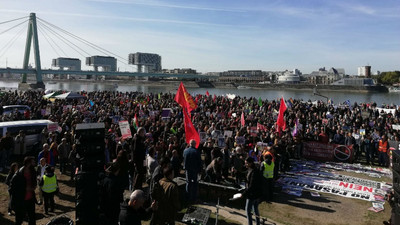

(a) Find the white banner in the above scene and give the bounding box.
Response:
[119,120,132,140]
[279,176,376,201]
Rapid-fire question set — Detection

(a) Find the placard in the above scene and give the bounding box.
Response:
[119,120,132,139]
[161,108,172,118]
[360,129,366,136]
[392,124,400,130]
[236,136,245,145]
[224,130,233,138]
[199,132,207,143]
[47,123,59,132]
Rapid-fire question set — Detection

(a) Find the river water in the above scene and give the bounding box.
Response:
[1,80,399,106]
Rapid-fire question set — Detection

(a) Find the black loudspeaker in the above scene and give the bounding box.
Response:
[75,123,106,172]
[393,150,400,173]
[393,151,400,193]
[76,172,100,225]
[393,190,400,216]
[394,169,400,194]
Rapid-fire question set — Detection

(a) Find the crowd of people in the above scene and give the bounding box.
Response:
[1,89,399,225]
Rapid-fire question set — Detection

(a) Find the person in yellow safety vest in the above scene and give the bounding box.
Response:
[378,134,389,167]
[260,154,274,202]
[39,166,58,214]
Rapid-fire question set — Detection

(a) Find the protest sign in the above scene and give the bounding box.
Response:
[161,108,172,118]
[322,119,328,125]
[199,132,207,143]
[279,176,376,201]
[303,142,353,162]
[224,130,233,138]
[392,124,400,130]
[360,129,366,136]
[47,123,59,132]
[361,111,370,119]
[250,127,258,137]
[236,136,245,145]
[119,120,132,140]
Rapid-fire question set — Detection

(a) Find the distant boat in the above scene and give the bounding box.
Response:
[237,85,251,89]
[388,86,400,93]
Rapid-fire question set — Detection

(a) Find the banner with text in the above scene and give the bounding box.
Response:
[303,142,354,162]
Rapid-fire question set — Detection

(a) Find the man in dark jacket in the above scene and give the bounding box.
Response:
[119,190,157,225]
[151,164,180,225]
[100,163,125,225]
[183,139,202,203]
[242,157,263,225]
[132,127,147,190]
[10,156,37,225]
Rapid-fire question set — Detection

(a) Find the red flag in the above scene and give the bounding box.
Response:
[206,91,210,97]
[175,82,197,112]
[276,97,287,133]
[241,111,245,127]
[183,109,200,148]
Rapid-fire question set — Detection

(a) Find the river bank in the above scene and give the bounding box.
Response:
[0,77,388,93]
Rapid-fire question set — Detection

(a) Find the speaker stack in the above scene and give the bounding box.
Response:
[74,123,105,225]
[392,150,400,217]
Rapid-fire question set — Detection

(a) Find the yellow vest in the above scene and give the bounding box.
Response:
[262,161,274,179]
[42,175,57,193]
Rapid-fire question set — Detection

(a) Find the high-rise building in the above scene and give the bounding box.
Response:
[358,66,371,77]
[128,52,162,73]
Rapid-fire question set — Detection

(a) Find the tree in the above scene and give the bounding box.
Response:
[377,71,400,85]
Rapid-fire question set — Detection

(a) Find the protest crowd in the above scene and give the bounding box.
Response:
[1,86,399,225]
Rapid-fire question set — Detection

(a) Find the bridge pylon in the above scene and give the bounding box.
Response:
[19,12,45,90]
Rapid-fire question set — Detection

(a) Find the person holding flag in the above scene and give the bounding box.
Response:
[276,97,287,135]
[175,82,197,114]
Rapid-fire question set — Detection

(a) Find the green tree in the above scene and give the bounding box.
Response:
[377,71,400,85]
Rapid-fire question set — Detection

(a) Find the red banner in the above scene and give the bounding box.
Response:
[303,142,354,162]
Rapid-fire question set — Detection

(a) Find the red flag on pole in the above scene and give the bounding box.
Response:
[241,111,245,127]
[175,82,197,113]
[206,91,210,97]
[276,97,287,133]
[183,109,200,148]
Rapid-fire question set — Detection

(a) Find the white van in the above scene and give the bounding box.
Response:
[2,105,31,116]
[0,120,58,155]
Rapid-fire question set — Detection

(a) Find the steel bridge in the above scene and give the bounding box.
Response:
[0,13,217,89]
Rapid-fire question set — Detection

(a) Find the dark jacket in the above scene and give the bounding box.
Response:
[132,135,146,166]
[183,147,202,175]
[5,172,15,189]
[152,177,181,224]
[119,200,153,225]
[10,166,37,209]
[242,168,263,200]
[100,173,125,220]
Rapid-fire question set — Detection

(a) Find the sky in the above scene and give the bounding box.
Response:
[0,0,399,75]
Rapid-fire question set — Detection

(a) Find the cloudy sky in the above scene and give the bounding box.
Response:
[0,0,399,74]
